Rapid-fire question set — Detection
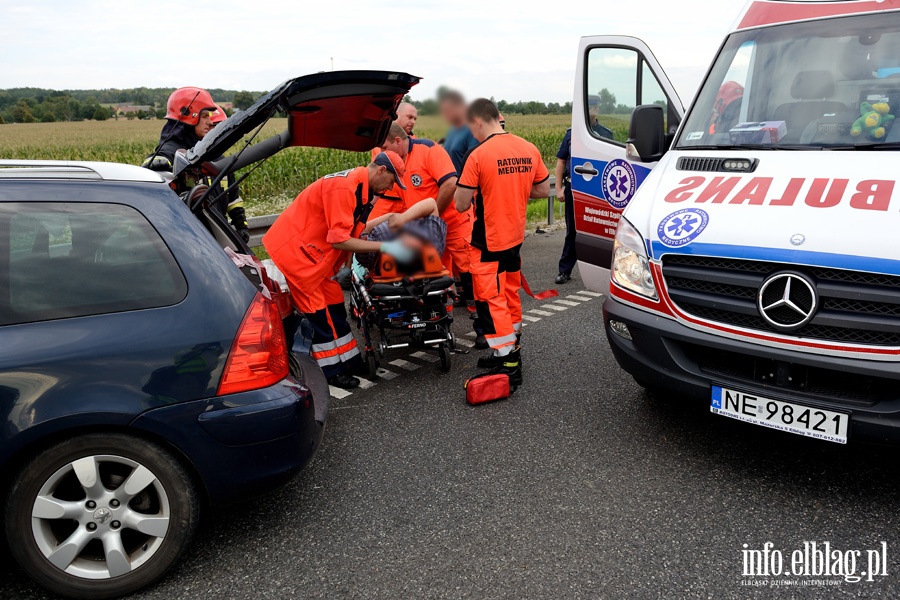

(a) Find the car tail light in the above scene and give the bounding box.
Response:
[218,292,289,396]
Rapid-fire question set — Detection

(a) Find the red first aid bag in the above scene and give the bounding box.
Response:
[465,373,511,405]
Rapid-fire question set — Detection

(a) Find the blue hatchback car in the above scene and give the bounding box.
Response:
[0,71,419,599]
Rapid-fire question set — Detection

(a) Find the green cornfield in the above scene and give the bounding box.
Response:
[0,114,628,216]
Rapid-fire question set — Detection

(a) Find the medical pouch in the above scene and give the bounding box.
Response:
[465,373,511,405]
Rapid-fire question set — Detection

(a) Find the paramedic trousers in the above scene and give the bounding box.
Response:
[442,232,476,314]
[470,244,522,356]
[287,277,361,378]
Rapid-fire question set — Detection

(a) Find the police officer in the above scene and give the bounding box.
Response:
[143,88,249,241]
[454,99,550,386]
[263,152,411,389]
[555,128,576,284]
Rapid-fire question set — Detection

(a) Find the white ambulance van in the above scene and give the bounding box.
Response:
[573,0,900,444]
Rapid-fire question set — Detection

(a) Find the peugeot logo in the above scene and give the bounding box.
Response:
[93,507,112,524]
[758,272,818,330]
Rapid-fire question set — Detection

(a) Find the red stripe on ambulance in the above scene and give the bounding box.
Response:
[737,0,900,31]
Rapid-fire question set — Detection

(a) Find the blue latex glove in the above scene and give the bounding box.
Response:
[331,266,352,283]
[379,240,415,263]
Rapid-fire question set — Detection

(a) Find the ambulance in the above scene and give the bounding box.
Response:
[572,0,900,444]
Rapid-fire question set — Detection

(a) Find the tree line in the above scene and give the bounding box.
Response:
[0,88,263,124]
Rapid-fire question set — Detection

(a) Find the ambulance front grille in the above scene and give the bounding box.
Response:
[661,255,900,347]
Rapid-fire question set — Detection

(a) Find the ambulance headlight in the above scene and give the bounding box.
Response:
[611,218,658,300]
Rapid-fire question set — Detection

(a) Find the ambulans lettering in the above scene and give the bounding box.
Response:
[496,157,534,175]
[664,176,896,210]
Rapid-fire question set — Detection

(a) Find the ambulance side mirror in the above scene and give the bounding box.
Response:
[627,104,666,163]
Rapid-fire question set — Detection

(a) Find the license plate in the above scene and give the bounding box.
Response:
[711,386,848,444]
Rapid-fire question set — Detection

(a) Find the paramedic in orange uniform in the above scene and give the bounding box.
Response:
[375,124,481,323]
[263,151,409,389]
[454,99,550,385]
[396,102,418,136]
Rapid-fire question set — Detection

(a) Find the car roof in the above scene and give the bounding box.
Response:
[0,160,165,183]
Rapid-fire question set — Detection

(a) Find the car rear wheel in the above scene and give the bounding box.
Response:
[4,433,199,599]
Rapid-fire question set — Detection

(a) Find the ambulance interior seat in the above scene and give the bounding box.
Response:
[773,71,847,143]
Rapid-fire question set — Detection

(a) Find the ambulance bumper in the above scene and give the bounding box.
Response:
[603,297,900,445]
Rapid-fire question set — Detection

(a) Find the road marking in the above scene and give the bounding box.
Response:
[579,290,604,297]
[545,304,568,311]
[554,299,582,307]
[456,337,475,347]
[329,386,353,399]
[527,309,553,317]
[411,351,439,362]
[567,295,594,302]
[389,359,420,371]
[522,315,541,322]
[464,331,477,338]
[356,377,377,389]
[376,368,400,380]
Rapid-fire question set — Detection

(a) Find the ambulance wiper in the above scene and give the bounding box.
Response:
[840,142,900,151]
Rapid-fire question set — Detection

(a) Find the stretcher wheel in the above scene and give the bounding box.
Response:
[366,351,379,377]
[438,345,451,373]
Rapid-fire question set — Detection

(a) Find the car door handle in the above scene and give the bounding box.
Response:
[574,164,599,176]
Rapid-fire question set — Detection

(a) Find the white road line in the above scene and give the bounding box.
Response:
[464,331,477,338]
[579,290,604,297]
[567,295,594,302]
[376,368,400,380]
[411,351,439,363]
[527,309,554,317]
[545,304,569,311]
[355,378,377,389]
[329,386,353,399]
[553,299,582,307]
[522,315,542,322]
[389,359,421,371]
[456,337,475,348]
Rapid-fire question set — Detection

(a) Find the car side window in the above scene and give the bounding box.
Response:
[586,47,638,144]
[0,202,187,326]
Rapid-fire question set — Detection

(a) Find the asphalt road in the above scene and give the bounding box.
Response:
[4,230,900,599]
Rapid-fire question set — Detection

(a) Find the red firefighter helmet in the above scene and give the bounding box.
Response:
[210,104,227,124]
[165,87,217,125]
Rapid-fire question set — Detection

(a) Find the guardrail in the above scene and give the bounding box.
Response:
[247,176,560,247]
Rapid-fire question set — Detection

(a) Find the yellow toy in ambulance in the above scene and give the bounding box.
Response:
[571,0,900,446]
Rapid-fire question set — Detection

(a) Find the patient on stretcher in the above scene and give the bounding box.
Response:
[355,199,448,282]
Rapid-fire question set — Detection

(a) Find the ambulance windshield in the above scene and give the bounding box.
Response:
[677,11,900,150]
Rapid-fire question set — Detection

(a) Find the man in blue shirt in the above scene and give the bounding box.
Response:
[555,128,577,284]
[440,90,480,173]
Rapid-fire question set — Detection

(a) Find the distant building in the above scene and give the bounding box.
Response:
[113,104,153,116]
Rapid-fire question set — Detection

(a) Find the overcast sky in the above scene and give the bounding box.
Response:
[0,0,742,104]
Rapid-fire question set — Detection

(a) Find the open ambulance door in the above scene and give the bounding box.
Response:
[571,36,684,292]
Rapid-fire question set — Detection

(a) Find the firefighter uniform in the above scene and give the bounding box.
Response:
[262,167,375,377]
[457,132,549,356]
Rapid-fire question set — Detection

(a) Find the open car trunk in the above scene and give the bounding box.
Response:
[177,70,421,319]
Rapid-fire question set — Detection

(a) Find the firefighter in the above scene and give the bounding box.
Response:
[263,151,411,389]
[142,88,249,241]
[454,99,550,386]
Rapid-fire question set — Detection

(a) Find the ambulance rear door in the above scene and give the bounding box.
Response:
[571,36,683,292]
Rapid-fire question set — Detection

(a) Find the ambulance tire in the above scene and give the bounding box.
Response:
[633,377,667,399]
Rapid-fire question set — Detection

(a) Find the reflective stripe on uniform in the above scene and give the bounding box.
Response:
[486,332,517,349]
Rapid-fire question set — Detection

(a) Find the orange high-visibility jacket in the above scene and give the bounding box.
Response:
[263,166,372,288]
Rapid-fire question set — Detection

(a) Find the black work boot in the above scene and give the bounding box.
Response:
[498,348,523,387]
[477,351,502,368]
[474,334,489,349]
[328,373,360,389]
